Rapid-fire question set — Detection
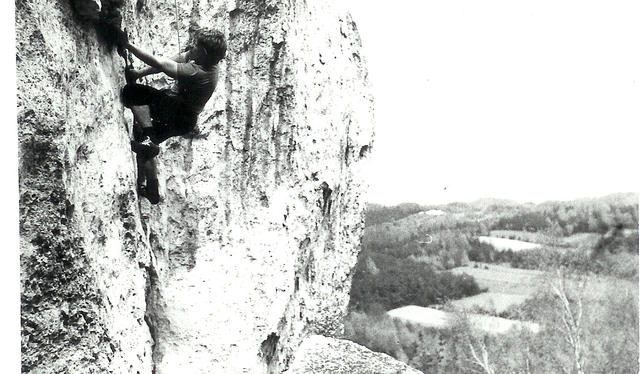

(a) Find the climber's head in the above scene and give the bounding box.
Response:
[191,28,227,70]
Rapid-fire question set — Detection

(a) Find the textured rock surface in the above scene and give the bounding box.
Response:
[285,335,423,374]
[18,0,380,373]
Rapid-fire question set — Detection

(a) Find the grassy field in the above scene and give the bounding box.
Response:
[489,230,626,251]
[445,264,544,315]
[387,305,540,334]
[447,264,545,296]
[448,263,637,305]
[448,292,530,314]
[478,235,541,252]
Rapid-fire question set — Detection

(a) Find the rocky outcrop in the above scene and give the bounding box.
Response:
[285,335,423,374]
[18,0,377,373]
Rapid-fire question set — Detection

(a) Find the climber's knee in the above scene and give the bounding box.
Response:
[121,83,160,108]
[130,106,153,129]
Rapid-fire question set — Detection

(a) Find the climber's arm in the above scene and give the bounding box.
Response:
[132,50,192,79]
[124,42,180,79]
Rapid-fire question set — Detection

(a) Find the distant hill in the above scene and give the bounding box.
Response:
[357,193,639,290]
[368,193,639,235]
[469,198,521,209]
[365,203,427,225]
[369,193,638,215]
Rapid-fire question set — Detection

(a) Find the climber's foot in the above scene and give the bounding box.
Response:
[130,137,160,158]
[138,179,160,205]
[138,188,160,205]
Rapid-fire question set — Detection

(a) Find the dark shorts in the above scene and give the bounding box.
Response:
[121,83,198,144]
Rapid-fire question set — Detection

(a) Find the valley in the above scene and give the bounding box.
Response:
[344,194,639,373]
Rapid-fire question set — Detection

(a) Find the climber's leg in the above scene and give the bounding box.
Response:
[142,178,160,205]
[134,154,159,204]
[121,84,166,157]
[126,103,162,157]
[121,83,163,108]
[122,84,155,134]
[139,158,160,204]
[122,83,159,134]
[130,105,153,129]
[135,154,146,188]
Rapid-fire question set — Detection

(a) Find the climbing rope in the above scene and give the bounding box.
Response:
[173,0,181,53]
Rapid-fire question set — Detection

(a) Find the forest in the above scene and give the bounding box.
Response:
[345,193,639,373]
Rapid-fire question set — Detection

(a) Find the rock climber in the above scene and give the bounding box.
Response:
[116,28,226,204]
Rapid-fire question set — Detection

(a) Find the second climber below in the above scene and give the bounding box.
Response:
[118,27,226,204]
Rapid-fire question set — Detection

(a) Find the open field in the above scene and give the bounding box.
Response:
[449,263,637,302]
[448,292,530,314]
[478,236,541,252]
[447,264,545,296]
[387,305,540,334]
[356,197,638,373]
[446,264,543,314]
[489,230,637,251]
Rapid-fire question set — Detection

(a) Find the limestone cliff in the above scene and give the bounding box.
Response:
[18,0,378,373]
[285,335,422,374]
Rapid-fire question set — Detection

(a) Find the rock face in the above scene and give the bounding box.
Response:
[18,0,378,373]
[285,335,423,374]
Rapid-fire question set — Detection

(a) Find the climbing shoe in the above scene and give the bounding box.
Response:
[138,179,160,205]
[130,137,160,158]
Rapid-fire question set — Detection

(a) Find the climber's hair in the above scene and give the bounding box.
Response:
[194,28,227,69]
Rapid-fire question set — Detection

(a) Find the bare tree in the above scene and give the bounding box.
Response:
[548,268,586,374]
[451,310,497,374]
[467,338,496,374]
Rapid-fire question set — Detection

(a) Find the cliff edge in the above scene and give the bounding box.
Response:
[18,0,380,373]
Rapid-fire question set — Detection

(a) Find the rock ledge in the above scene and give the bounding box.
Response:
[285,335,422,374]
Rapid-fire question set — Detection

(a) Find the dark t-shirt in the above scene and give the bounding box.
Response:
[174,62,218,114]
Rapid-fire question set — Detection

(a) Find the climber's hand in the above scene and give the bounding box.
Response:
[116,28,129,49]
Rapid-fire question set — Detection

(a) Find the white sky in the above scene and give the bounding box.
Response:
[345,0,640,205]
